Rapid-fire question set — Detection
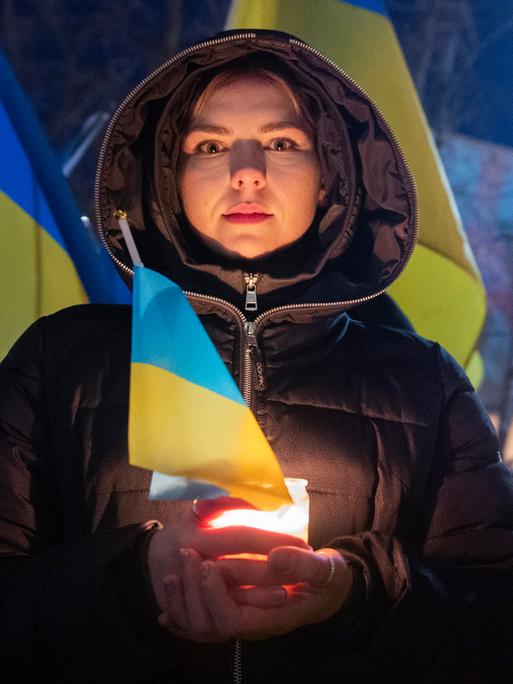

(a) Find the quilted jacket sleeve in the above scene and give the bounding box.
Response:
[0,319,174,681]
[323,345,513,683]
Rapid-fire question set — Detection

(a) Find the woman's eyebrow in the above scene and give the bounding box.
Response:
[186,121,303,135]
[187,123,232,135]
[258,121,304,134]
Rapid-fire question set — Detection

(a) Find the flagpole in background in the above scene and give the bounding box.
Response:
[226,0,486,385]
[0,48,129,359]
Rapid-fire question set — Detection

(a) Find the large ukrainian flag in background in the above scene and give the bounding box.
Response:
[0,48,128,360]
[227,0,486,384]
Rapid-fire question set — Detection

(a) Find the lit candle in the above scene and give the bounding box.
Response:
[209,478,309,542]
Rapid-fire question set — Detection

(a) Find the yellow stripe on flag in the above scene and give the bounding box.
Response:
[391,244,486,368]
[0,191,87,358]
[129,362,290,510]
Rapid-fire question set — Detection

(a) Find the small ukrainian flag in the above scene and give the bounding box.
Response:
[129,264,291,511]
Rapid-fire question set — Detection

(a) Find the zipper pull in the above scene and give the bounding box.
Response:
[244,273,259,312]
[245,321,266,391]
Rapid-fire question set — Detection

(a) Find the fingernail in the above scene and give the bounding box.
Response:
[157,612,168,626]
[180,548,190,562]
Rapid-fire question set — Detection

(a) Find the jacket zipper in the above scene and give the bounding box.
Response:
[244,320,266,393]
[234,637,244,684]
[234,314,269,684]
[235,318,265,684]
[244,273,259,312]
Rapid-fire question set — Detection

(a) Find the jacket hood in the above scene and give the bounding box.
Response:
[95,29,417,313]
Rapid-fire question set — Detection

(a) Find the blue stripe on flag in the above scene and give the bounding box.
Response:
[132,266,246,406]
[341,0,388,17]
[0,101,65,248]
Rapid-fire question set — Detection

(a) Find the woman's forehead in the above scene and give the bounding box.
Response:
[190,78,301,127]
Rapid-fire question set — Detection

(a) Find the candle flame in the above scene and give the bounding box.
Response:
[209,501,308,541]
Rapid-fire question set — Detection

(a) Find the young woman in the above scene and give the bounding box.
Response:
[1,30,512,683]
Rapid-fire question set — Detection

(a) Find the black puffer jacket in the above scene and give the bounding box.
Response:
[1,30,513,683]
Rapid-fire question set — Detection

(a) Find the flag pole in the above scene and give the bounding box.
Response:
[114,210,144,267]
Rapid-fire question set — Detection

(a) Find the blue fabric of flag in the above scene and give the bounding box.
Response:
[341,0,388,16]
[0,102,65,249]
[132,266,245,405]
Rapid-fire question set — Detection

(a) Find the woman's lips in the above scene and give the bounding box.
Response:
[223,212,272,224]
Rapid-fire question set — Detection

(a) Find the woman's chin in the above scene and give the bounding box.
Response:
[197,232,278,262]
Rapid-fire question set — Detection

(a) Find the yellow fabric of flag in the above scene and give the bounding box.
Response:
[226,0,485,384]
[0,191,87,360]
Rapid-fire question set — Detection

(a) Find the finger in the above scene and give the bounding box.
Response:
[161,574,190,636]
[268,546,346,587]
[215,557,275,586]
[180,548,215,638]
[230,584,288,608]
[200,560,241,638]
[198,527,311,558]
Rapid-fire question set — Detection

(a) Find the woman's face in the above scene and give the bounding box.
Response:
[178,77,323,260]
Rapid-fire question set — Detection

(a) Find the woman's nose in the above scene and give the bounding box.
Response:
[231,167,266,189]
[230,141,266,190]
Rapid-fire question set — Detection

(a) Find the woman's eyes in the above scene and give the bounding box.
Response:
[194,137,298,155]
[267,137,297,151]
[195,141,226,155]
